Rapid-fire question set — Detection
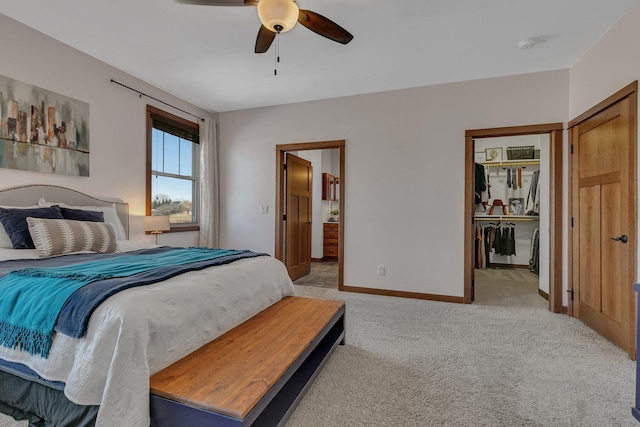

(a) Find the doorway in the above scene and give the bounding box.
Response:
[275,140,346,290]
[464,124,564,313]
[473,134,548,308]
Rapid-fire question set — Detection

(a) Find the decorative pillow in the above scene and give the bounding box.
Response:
[39,199,127,241]
[0,205,39,249]
[0,206,64,249]
[60,207,105,222]
[27,217,118,258]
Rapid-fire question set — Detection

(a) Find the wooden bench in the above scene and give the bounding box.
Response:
[149,296,346,427]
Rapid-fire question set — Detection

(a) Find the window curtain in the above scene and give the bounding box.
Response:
[198,117,219,248]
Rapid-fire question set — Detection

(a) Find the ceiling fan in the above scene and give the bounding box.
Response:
[177,0,354,53]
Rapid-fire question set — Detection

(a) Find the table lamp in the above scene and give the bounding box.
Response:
[144,215,170,244]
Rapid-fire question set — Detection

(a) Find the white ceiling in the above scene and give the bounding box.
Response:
[0,0,637,113]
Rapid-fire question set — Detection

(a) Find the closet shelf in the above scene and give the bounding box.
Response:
[482,159,540,167]
[474,215,539,221]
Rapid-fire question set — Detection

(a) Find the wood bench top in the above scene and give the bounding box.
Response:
[150,296,345,420]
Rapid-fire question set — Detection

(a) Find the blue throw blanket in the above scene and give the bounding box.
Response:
[0,247,264,358]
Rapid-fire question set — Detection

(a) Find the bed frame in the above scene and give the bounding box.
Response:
[0,184,129,425]
[0,184,344,427]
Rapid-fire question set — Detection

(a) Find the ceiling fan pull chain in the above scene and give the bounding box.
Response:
[274,33,280,76]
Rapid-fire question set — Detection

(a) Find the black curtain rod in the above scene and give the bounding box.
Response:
[110,79,205,122]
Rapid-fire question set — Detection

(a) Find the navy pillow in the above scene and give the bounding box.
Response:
[0,206,64,249]
[60,207,105,222]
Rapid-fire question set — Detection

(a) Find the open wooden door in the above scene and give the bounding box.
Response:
[570,83,637,357]
[285,153,312,281]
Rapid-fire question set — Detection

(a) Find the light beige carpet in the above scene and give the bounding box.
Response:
[1,284,636,427]
[286,285,636,426]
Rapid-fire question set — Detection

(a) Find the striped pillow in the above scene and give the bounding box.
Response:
[27,217,118,258]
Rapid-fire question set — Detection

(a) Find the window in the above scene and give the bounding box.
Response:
[146,105,200,230]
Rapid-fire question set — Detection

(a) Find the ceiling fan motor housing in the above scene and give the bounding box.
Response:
[257,0,299,33]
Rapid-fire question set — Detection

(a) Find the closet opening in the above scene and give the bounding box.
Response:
[474,135,546,306]
[464,124,563,312]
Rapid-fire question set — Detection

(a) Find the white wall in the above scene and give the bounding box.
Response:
[219,70,569,297]
[7,1,640,301]
[297,149,340,259]
[570,0,640,284]
[569,0,640,118]
[297,150,324,259]
[0,14,213,247]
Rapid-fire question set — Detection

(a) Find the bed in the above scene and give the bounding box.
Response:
[0,184,296,427]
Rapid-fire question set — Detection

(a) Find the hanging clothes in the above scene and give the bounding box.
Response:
[536,174,542,212]
[502,225,510,256]
[475,226,479,268]
[475,163,486,204]
[484,226,492,266]
[481,168,489,204]
[512,169,518,190]
[496,223,516,256]
[526,170,541,214]
[475,222,520,268]
[480,226,486,269]
[509,225,516,256]
[476,225,483,269]
[529,228,540,275]
[475,223,500,269]
[493,225,503,255]
[487,224,496,250]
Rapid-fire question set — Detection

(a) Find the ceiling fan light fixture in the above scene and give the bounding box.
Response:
[257,0,299,33]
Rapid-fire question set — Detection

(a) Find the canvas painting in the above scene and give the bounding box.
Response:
[485,147,502,163]
[0,74,89,176]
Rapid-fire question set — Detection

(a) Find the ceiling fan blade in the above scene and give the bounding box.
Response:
[175,0,256,6]
[255,25,276,53]
[297,10,353,45]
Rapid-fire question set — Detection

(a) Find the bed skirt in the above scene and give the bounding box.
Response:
[0,370,97,427]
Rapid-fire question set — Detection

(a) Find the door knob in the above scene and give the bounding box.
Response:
[610,235,628,244]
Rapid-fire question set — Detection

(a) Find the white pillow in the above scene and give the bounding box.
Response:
[38,198,127,241]
[0,223,11,248]
[0,205,39,248]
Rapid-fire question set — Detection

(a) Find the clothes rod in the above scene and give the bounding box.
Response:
[474,216,539,221]
[482,160,539,167]
[110,79,205,122]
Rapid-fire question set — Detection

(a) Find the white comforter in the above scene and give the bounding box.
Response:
[0,242,295,426]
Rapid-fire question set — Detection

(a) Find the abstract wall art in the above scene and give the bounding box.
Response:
[0,74,90,176]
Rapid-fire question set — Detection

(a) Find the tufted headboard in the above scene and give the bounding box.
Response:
[0,184,129,239]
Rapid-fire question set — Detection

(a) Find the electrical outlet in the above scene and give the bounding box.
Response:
[378,265,385,276]
[260,205,268,214]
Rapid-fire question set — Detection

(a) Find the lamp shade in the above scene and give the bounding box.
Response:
[257,0,299,33]
[144,216,170,233]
